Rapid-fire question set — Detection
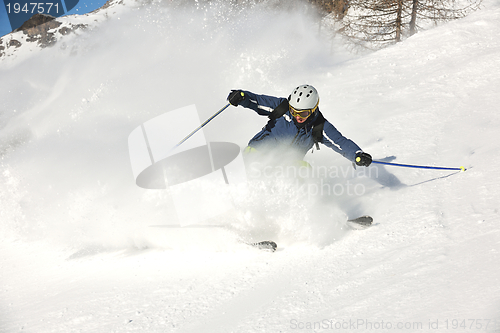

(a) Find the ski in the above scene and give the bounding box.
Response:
[346,215,373,230]
[251,241,277,252]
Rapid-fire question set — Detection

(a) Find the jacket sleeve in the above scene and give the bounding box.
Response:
[321,120,362,162]
[238,90,287,116]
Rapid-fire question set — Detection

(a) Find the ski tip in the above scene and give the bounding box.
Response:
[460,166,466,172]
[347,215,373,223]
[346,215,373,230]
[251,241,277,252]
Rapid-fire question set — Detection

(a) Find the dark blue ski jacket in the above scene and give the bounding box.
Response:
[239,90,362,162]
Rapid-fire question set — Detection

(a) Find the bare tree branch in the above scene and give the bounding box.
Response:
[337,0,482,50]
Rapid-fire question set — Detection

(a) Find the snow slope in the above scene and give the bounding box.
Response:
[1,0,500,332]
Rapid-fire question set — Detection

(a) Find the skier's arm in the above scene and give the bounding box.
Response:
[227,90,286,116]
[321,120,363,163]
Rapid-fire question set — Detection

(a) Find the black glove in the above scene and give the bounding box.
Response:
[355,152,372,167]
[227,90,245,106]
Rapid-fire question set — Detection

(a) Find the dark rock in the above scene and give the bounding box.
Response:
[8,39,22,48]
[15,13,57,32]
[58,27,72,35]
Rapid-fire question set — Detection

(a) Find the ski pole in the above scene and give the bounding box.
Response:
[173,103,231,149]
[372,160,466,172]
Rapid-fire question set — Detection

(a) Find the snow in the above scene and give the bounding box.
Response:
[1,0,500,332]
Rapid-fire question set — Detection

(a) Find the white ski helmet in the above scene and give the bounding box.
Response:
[288,84,319,110]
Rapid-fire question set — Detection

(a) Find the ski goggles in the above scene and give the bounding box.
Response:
[289,102,319,119]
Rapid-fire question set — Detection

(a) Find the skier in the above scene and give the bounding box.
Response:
[227,84,372,168]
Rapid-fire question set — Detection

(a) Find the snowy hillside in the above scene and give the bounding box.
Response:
[0,0,127,61]
[1,0,500,332]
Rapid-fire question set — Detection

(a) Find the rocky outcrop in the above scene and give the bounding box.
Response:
[0,14,87,58]
[0,0,123,59]
[14,13,58,32]
[20,13,87,49]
